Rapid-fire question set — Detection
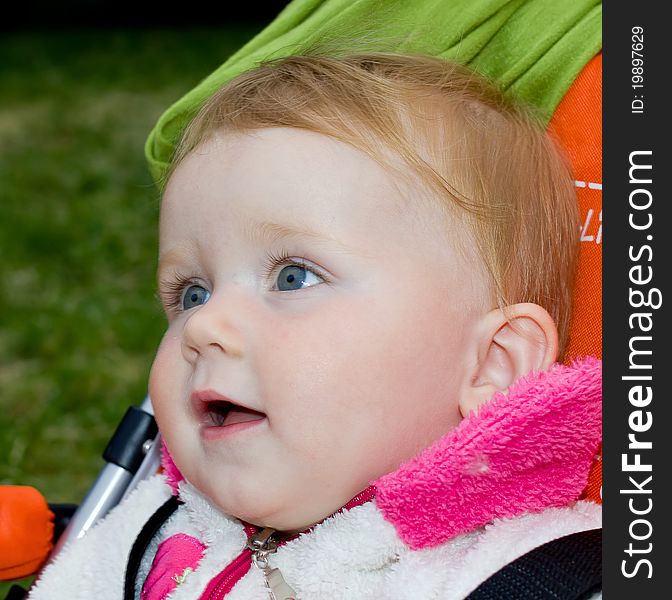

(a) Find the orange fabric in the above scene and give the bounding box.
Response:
[0,486,54,581]
[550,52,602,362]
[548,52,602,504]
[581,442,603,504]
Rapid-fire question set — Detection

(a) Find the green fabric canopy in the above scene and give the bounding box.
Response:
[145,0,601,186]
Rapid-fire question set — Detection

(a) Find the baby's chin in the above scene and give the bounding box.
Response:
[210,488,363,534]
[230,502,339,534]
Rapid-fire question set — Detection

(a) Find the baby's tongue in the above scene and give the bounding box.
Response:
[223,406,266,427]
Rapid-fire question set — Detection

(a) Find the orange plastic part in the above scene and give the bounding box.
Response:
[0,486,54,581]
[549,52,602,504]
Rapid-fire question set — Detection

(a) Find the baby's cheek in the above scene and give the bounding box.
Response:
[149,334,181,415]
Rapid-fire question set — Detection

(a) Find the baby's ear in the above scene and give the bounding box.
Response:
[459,303,559,417]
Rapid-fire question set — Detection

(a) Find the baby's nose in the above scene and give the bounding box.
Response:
[180,292,245,362]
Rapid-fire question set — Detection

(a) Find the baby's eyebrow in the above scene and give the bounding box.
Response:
[245,220,348,249]
[156,245,196,279]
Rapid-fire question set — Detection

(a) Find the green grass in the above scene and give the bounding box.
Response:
[0,27,263,590]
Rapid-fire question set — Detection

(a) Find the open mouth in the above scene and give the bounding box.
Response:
[202,400,266,428]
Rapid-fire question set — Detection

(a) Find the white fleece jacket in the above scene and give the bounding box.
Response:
[28,474,601,600]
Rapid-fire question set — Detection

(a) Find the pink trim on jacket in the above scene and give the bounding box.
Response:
[141,534,206,600]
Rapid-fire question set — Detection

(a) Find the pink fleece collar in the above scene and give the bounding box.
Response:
[373,357,602,549]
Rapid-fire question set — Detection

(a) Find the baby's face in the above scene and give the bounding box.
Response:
[150,128,490,530]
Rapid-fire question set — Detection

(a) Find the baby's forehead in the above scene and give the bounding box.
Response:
[162,127,472,260]
[174,126,454,220]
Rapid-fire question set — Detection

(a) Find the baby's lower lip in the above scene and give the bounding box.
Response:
[200,415,266,441]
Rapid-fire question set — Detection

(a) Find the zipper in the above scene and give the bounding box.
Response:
[248,527,297,600]
[200,526,297,600]
[201,486,375,599]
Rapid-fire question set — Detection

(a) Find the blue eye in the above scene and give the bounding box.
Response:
[183,284,210,309]
[275,265,322,291]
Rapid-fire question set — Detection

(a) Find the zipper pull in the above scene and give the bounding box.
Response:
[248,527,278,554]
[248,528,298,600]
[263,567,297,600]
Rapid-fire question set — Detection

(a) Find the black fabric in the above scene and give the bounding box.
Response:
[47,502,78,543]
[467,528,602,600]
[123,495,181,600]
[3,585,27,600]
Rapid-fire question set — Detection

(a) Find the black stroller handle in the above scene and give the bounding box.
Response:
[46,396,160,563]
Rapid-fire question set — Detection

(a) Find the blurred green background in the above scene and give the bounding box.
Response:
[0,26,266,592]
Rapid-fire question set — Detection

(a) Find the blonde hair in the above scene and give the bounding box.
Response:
[169,52,579,353]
